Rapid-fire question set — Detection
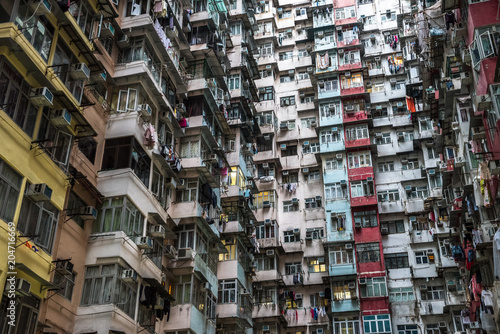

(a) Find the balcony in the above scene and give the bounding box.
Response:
[217,301,253,327]
[345,137,371,149]
[341,85,366,96]
[337,38,361,49]
[410,230,434,243]
[313,16,335,28]
[318,87,341,100]
[350,195,377,207]
[320,140,345,154]
[255,269,284,283]
[405,199,425,214]
[312,0,334,7]
[338,61,363,72]
[330,298,360,313]
[343,110,370,124]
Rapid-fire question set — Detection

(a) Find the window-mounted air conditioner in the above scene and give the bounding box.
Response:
[155,296,165,309]
[121,269,138,283]
[101,22,115,38]
[30,0,52,15]
[345,244,353,249]
[26,183,53,202]
[138,104,152,118]
[295,293,303,299]
[50,109,72,128]
[30,87,54,107]
[70,62,90,80]
[12,278,31,296]
[293,228,300,235]
[55,260,74,275]
[150,225,166,239]
[263,162,270,169]
[135,236,153,250]
[266,249,275,256]
[78,206,98,220]
[117,34,130,48]
[336,154,343,160]
[348,282,356,289]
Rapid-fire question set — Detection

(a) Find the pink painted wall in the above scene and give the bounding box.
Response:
[466,1,500,44]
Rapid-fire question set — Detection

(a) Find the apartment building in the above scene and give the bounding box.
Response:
[0,0,500,333]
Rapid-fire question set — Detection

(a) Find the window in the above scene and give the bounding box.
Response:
[380,220,405,234]
[389,287,415,302]
[0,57,38,137]
[334,316,360,334]
[321,130,341,143]
[278,9,292,19]
[298,48,309,59]
[469,29,498,67]
[66,191,88,228]
[0,294,40,334]
[53,272,75,300]
[426,324,441,334]
[427,147,437,159]
[280,96,296,106]
[305,197,321,209]
[303,142,320,154]
[301,117,316,128]
[419,117,433,131]
[346,125,369,141]
[415,250,430,265]
[391,79,406,90]
[100,37,113,55]
[377,190,400,202]
[283,200,298,212]
[306,228,324,239]
[402,158,419,170]
[260,86,274,101]
[254,191,276,209]
[360,277,387,297]
[282,172,298,184]
[256,0,269,13]
[297,72,310,80]
[325,183,346,200]
[301,95,314,103]
[319,78,339,93]
[77,137,97,164]
[219,280,237,303]
[17,185,59,254]
[308,257,326,273]
[0,158,22,223]
[331,213,347,231]
[228,74,240,89]
[330,245,354,265]
[259,41,274,56]
[397,325,418,334]
[256,221,276,239]
[279,51,294,61]
[385,253,409,269]
[81,264,137,318]
[280,75,293,83]
[229,22,241,35]
[341,73,363,89]
[363,314,391,334]
[357,243,380,263]
[308,170,321,181]
[320,101,341,117]
[408,186,429,199]
[284,230,300,243]
[282,145,297,157]
[377,161,394,172]
[429,174,442,188]
[255,254,276,271]
[325,157,342,170]
[176,179,198,202]
[15,0,55,62]
[92,196,144,237]
[177,224,195,250]
[219,242,236,261]
[372,107,388,118]
[332,281,355,300]
[350,180,375,197]
[102,137,151,187]
[285,262,302,275]
[348,151,371,168]
[381,11,396,21]
[255,287,276,304]
[37,108,74,167]
[258,163,275,178]
[175,274,192,304]
[421,286,445,300]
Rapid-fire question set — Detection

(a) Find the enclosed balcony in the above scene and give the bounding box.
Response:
[313,9,334,28]
[344,125,371,149]
[318,77,341,99]
[314,30,337,52]
[340,73,365,96]
[336,28,360,48]
[342,100,370,124]
[349,179,377,207]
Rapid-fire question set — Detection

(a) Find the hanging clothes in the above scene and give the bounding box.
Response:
[405,96,416,113]
[494,229,500,280]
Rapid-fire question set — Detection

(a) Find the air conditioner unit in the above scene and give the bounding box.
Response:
[443,239,450,245]
[317,31,324,38]
[26,183,53,202]
[240,288,250,295]
[155,296,165,309]
[70,62,91,80]
[30,0,52,14]
[338,48,344,54]
[302,168,310,174]
[401,158,408,164]
[164,245,178,259]
[135,236,153,250]
[177,248,194,259]
[263,134,271,140]
[316,196,322,202]
[311,120,317,127]
[316,329,324,334]
[138,104,152,118]
[12,278,31,296]
[390,78,397,85]
[296,25,302,31]
[307,67,313,73]
[303,141,310,147]
[266,250,275,256]
[366,177,373,182]
[288,70,295,77]
[282,170,289,176]
[78,206,98,220]
[30,87,54,107]
[396,102,404,108]
[428,169,436,175]
[405,185,412,192]
[178,179,186,189]
[264,219,272,226]
[345,71,351,77]
[409,216,417,222]
[55,260,74,275]
[375,132,383,138]
[455,157,466,167]
[150,225,166,239]
[262,325,271,332]
[336,154,343,160]
[469,322,481,329]
[332,127,338,132]
[101,22,115,38]
[381,227,389,234]
[295,293,303,299]
[348,282,356,289]
[263,162,270,169]
[345,244,353,249]
[121,269,138,283]
[359,278,366,285]
[318,80,325,88]
[340,180,347,186]
[117,34,130,48]
[374,56,381,61]
[50,109,72,128]
[280,122,289,130]
[354,222,362,228]
[263,201,271,208]
[452,121,460,131]
[280,144,287,150]
[420,284,428,291]
[292,198,299,204]
[345,105,354,111]
[293,228,300,235]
